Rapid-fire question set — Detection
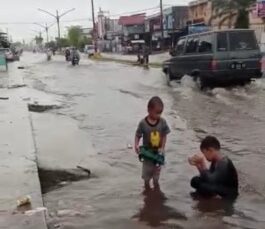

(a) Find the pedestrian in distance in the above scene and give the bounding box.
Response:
[189,136,239,200]
[142,45,150,66]
[135,96,171,190]
[137,44,143,64]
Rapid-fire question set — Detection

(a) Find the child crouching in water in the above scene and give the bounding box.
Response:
[135,96,170,190]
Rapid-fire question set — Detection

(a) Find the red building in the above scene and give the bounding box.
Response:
[118,14,146,43]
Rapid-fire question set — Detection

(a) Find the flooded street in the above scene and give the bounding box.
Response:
[17,53,265,228]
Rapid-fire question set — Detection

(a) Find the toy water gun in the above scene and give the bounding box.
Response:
[139,146,165,166]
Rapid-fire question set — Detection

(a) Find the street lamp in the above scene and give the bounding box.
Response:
[34,22,56,43]
[91,0,98,53]
[38,8,75,47]
[160,0,164,50]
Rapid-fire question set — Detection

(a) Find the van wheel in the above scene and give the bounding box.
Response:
[192,75,198,82]
[197,76,208,90]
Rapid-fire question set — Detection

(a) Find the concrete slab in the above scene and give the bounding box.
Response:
[0,95,47,228]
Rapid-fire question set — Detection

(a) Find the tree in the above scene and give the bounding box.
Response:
[68,26,82,47]
[210,0,256,29]
[35,36,43,46]
[58,38,70,48]
[45,40,57,49]
[79,36,93,50]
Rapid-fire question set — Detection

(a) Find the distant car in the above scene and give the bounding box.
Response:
[84,45,95,57]
[163,29,262,87]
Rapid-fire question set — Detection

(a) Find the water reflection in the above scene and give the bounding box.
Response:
[192,195,236,216]
[133,186,187,227]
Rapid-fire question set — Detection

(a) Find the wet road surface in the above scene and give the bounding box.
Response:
[13,53,265,228]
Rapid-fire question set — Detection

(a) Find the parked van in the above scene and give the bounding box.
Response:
[163,29,262,86]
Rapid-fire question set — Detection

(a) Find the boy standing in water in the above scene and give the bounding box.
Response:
[189,136,238,199]
[135,96,170,189]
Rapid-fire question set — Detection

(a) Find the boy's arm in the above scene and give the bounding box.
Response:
[160,119,170,154]
[160,135,167,154]
[134,135,141,154]
[135,121,143,154]
[196,160,207,173]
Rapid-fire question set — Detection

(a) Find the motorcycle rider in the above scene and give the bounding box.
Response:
[70,47,80,61]
[46,48,52,61]
[65,48,71,61]
[70,47,80,65]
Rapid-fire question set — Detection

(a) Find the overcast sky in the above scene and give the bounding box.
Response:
[0,0,191,42]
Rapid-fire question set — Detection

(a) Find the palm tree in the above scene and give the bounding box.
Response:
[209,0,256,29]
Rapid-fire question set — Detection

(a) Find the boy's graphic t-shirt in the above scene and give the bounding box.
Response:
[136,117,170,150]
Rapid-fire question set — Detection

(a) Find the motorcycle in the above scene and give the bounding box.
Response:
[72,56,79,66]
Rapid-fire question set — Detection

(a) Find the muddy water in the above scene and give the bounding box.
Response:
[21,53,265,229]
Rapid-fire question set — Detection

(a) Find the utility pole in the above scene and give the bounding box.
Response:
[34,22,56,43]
[45,23,49,43]
[91,0,98,53]
[56,10,61,43]
[160,0,164,50]
[38,8,75,49]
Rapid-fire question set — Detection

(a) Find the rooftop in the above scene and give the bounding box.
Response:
[118,13,145,26]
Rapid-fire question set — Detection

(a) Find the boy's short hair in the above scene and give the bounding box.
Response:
[148,96,164,110]
[200,136,221,151]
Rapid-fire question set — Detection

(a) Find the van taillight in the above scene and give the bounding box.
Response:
[210,59,218,71]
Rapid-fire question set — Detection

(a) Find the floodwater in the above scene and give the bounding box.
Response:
[17,53,265,228]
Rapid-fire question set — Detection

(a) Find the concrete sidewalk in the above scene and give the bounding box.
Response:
[99,52,170,67]
[0,68,47,228]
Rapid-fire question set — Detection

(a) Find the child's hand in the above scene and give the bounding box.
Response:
[188,154,204,166]
[135,145,140,154]
[158,148,165,155]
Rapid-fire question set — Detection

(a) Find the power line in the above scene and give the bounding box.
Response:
[109,6,160,17]
[61,18,92,23]
[0,4,173,26]
[0,18,92,25]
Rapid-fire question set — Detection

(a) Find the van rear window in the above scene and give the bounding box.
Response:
[229,31,258,51]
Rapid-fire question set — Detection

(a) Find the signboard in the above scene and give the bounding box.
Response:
[257,0,265,18]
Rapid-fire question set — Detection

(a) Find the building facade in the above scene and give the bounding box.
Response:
[145,6,189,50]
[188,0,235,30]
[188,0,265,44]
[188,0,211,25]
[118,14,146,42]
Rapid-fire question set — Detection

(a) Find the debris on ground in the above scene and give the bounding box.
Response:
[17,66,25,69]
[0,97,9,100]
[28,103,61,112]
[17,195,31,207]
